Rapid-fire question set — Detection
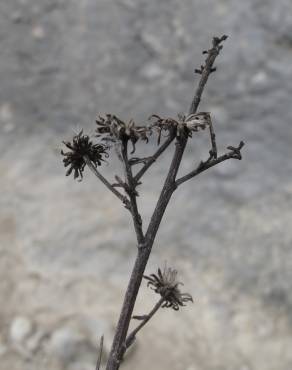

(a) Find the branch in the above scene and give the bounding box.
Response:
[134,133,175,184]
[175,141,244,187]
[189,35,228,115]
[96,335,104,370]
[105,35,237,370]
[84,156,131,209]
[105,137,187,370]
[208,116,217,159]
[120,140,145,244]
[128,157,153,166]
[124,296,165,352]
[145,136,188,245]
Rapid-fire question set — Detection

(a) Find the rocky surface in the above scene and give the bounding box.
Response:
[1,0,292,369]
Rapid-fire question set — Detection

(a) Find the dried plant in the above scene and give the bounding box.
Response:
[61,130,109,180]
[96,114,150,153]
[61,35,244,370]
[144,264,193,310]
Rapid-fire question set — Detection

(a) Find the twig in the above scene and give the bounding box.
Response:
[175,141,245,187]
[189,35,228,115]
[124,296,165,351]
[134,133,175,183]
[129,157,153,166]
[84,156,131,209]
[96,335,104,370]
[208,117,217,159]
[120,140,145,244]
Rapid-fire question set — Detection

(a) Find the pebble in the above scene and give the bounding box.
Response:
[47,326,84,362]
[31,25,45,40]
[10,316,33,344]
[47,325,98,366]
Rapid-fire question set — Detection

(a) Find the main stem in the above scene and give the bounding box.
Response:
[105,34,227,370]
[105,138,187,370]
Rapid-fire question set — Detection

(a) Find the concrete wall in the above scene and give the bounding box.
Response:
[1,1,292,369]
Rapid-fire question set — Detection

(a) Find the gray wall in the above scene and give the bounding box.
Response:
[1,1,292,370]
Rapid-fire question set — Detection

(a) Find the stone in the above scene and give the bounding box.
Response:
[47,326,84,362]
[10,317,33,344]
[47,325,97,365]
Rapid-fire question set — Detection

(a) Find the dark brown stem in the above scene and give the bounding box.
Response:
[145,137,187,245]
[120,140,144,245]
[105,137,187,370]
[134,133,175,184]
[84,156,130,209]
[208,117,217,159]
[175,141,245,187]
[105,35,233,370]
[189,35,228,115]
[125,296,165,351]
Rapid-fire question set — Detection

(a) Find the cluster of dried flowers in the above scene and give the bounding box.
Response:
[61,112,211,180]
[60,35,245,370]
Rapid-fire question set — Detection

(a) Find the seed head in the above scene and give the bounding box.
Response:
[149,112,211,143]
[144,264,193,310]
[96,114,150,153]
[61,130,108,180]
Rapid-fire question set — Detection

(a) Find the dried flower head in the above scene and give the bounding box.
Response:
[144,264,193,310]
[61,130,108,180]
[96,114,150,153]
[183,112,211,135]
[149,112,211,144]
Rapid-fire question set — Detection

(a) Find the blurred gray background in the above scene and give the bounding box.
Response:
[1,0,292,369]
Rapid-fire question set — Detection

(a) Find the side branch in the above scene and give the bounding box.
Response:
[208,117,217,159]
[134,133,175,183]
[175,141,244,187]
[124,296,165,352]
[120,141,145,244]
[84,156,130,209]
